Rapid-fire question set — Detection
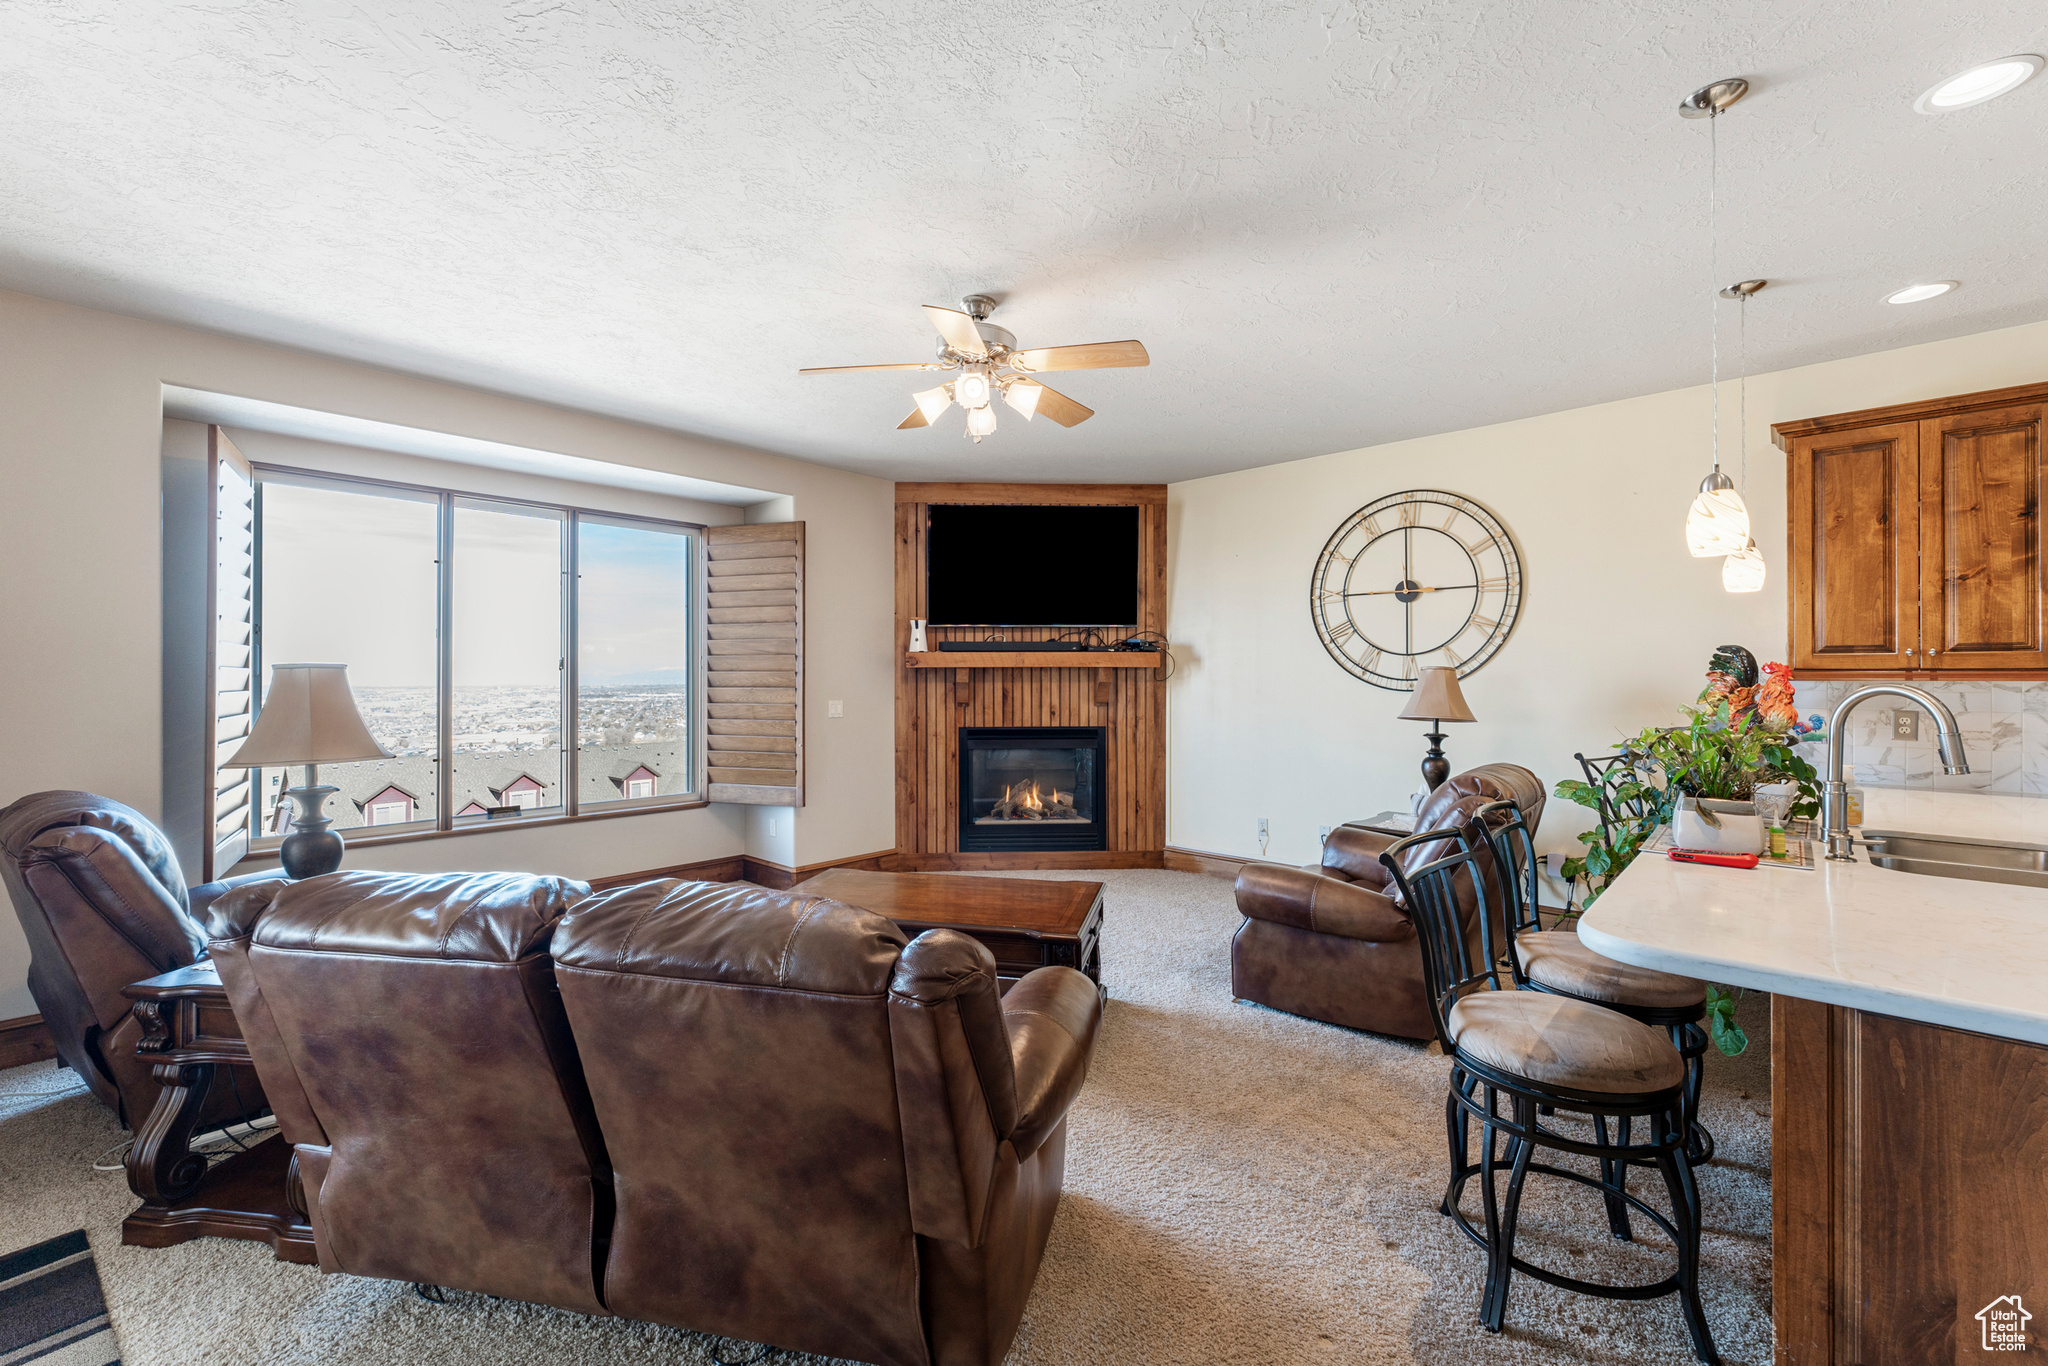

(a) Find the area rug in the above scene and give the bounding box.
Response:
[0,869,1772,1364]
[0,1229,121,1365]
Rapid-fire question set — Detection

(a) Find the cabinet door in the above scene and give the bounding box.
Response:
[1788,421,1919,671]
[1920,402,2048,670]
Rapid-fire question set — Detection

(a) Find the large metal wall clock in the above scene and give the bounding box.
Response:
[1311,489,1523,691]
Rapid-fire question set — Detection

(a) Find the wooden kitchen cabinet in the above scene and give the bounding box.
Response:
[1777,380,2048,677]
[1773,996,2048,1364]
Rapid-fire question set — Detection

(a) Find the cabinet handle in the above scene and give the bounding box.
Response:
[1927,648,1938,656]
[1905,648,1915,656]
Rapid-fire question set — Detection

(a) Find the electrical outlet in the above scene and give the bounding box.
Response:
[1892,708,1919,740]
[767,815,779,836]
[1257,817,1269,843]
[1318,825,1333,845]
[827,699,844,718]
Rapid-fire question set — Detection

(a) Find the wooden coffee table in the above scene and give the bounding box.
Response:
[801,869,1103,991]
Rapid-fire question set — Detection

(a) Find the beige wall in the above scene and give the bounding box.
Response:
[0,289,895,1018]
[1166,317,2048,885]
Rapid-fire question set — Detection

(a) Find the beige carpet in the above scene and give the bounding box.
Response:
[0,869,1772,1364]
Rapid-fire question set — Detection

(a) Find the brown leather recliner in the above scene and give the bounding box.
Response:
[0,790,286,1127]
[203,870,610,1313]
[553,878,1101,1366]
[1230,764,1548,1040]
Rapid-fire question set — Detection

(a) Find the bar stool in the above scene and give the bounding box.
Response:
[1473,798,1714,1172]
[1379,827,1719,1364]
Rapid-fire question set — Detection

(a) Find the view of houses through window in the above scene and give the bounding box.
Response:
[251,470,696,838]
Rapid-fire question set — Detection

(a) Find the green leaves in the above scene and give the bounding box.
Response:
[1704,984,1748,1057]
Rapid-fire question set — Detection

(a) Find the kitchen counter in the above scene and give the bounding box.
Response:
[1579,787,2048,1045]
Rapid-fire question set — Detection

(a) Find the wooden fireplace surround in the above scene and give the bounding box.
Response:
[894,482,1167,870]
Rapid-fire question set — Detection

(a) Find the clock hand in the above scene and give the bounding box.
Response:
[1342,583,1479,597]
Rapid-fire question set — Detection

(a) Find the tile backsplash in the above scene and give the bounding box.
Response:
[1789,679,2044,798]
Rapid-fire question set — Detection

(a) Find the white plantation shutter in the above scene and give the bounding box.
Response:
[204,428,256,879]
[704,522,803,806]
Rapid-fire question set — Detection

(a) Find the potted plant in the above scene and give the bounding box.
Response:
[1554,692,1823,1055]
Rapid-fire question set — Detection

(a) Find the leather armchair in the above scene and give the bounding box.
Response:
[204,869,608,1313]
[1230,764,1548,1039]
[553,877,1102,1366]
[0,789,286,1127]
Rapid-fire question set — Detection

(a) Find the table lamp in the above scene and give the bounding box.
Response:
[1398,666,1477,791]
[221,663,393,879]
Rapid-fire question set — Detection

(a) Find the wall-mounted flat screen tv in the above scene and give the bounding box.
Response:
[926,504,1141,626]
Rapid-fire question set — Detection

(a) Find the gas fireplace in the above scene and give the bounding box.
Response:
[958,727,1106,852]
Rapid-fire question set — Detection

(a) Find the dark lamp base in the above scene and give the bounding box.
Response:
[280,783,345,880]
[1420,728,1450,792]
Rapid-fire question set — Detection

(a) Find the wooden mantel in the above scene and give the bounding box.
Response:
[903,651,1161,669]
[894,483,1167,869]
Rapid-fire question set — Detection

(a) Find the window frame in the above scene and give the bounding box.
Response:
[245,462,709,853]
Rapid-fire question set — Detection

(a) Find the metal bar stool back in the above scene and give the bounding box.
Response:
[1378,826,1720,1364]
[1472,798,1715,1169]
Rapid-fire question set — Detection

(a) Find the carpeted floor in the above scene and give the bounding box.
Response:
[0,869,1772,1365]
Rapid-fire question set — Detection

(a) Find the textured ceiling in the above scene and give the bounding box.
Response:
[4,1,2047,483]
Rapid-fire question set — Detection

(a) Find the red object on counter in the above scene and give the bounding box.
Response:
[1669,849,1760,869]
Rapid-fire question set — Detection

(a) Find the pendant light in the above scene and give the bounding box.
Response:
[1719,278,1767,591]
[1680,79,1753,559]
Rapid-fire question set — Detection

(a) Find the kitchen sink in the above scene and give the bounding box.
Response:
[1860,829,2048,889]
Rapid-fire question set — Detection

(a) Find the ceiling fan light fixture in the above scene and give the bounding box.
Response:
[966,405,998,439]
[1915,55,2043,113]
[912,384,954,423]
[954,371,992,409]
[1003,380,1042,420]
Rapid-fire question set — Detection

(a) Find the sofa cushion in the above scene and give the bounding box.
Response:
[1446,989,1683,1094]
[1515,930,1707,1010]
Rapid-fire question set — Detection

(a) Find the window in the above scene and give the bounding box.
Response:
[242,467,702,845]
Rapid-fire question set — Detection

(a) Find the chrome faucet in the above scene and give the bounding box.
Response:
[1820,685,1970,861]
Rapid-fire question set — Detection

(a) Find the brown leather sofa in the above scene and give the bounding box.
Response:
[0,790,285,1127]
[206,870,1102,1366]
[1230,764,1547,1040]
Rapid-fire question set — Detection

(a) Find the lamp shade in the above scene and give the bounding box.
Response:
[1722,540,1767,593]
[1685,486,1751,557]
[222,663,392,768]
[1398,667,1477,723]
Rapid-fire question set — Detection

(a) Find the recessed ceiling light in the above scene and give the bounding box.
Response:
[1914,55,2043,114]
[1883,282,1959,305]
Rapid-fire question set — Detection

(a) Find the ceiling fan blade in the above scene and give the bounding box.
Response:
[923,305,989,359]
[897,408,931,429]
[1011,339,1149,372]
[1027,381,1094,427]
[799,362,940,374]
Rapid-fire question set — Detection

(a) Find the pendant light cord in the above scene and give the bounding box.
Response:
[1709,109,1719,477]
[1738,290,1748,494]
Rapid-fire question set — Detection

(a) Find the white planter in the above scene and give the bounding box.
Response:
[1673,796,1765,855]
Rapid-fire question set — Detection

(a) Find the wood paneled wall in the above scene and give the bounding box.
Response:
[895,484,1167,867]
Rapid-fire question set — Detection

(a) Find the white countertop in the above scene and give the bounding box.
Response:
[1578,788,2048,1045]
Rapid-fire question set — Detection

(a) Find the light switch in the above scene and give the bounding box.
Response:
[827,699,844,718]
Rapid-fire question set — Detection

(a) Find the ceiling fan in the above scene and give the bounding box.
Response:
[800,295,1149,442]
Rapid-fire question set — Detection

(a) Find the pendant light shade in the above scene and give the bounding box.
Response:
[1722,539,1766,592]
[1686,472,1751,557]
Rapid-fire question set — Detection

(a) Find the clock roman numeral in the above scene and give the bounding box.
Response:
[1327,620,1355,644]
[1478,576,1509,592]
[1360,516,1381,538]
[1398,504,1419,528]
[1440,645,1464,668]
[1360,647,1381,674]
